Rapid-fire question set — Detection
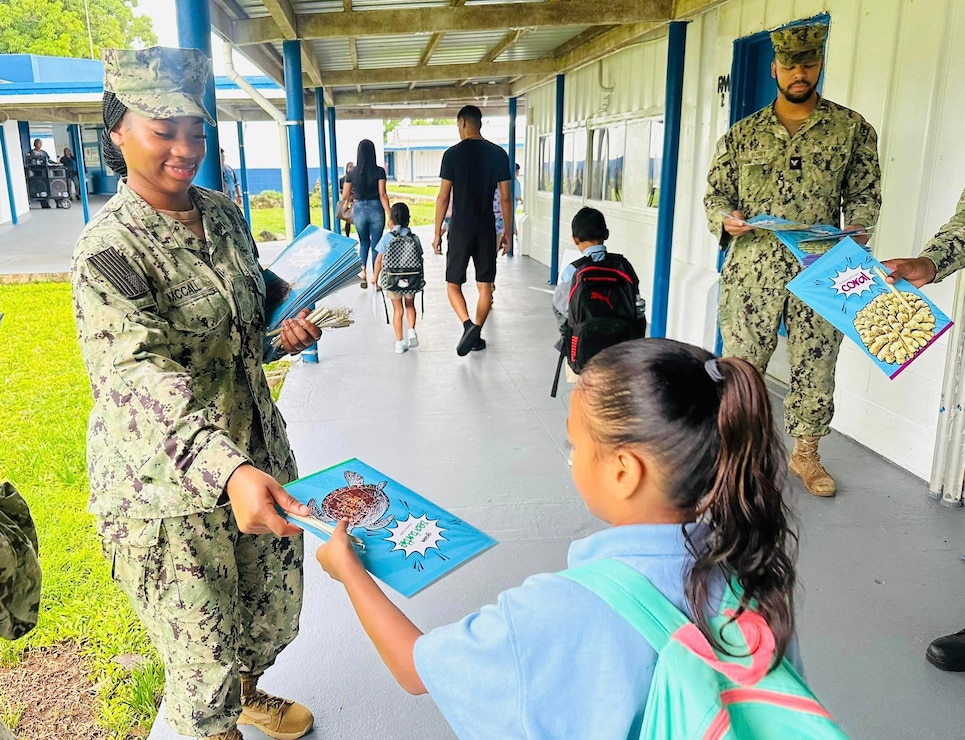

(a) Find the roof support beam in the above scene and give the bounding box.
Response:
[552,21,665,75]
[322,58,557,87]
[262,0,298,37]
[233,0,673,44]
[256,0,326,91]
[458,28,528,86]
[411,0,466,89]
[333,84,511,106]
[208,1,288,87]
[672,0,729,18]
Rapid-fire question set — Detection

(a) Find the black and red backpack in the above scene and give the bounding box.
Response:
[551,253,647,396]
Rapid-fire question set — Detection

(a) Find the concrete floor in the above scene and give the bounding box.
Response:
[1,211,962,739]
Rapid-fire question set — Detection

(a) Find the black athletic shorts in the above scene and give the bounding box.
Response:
[446,230,497,284]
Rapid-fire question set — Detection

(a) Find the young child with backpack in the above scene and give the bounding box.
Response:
[316,338,846,739]
[373,203,425,353]
[551,207,647,396]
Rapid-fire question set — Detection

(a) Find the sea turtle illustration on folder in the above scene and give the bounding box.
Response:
[308,470,394,530]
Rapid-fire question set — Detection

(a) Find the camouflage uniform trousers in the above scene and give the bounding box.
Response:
[98,505,303,736]
[719,284,843,438]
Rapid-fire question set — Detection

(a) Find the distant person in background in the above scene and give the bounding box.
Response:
[25,139,51,165]
[61,146,80,200]
[433,105,512,356]
[338,161,355,238]
[343,142,390,289]
[220,148,243,206]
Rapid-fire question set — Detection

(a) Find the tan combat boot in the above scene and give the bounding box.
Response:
[239,675,314,740]
[202,729,243,740]
[789,436,837,497]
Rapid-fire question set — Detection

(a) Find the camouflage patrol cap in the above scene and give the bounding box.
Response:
[102,46,216,125]
[770,23,829,66]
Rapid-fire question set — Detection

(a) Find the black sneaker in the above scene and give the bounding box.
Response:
[456,323,481,356]
[470,338,487,352]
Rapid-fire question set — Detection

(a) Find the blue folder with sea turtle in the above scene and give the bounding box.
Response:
[281,458,497,597]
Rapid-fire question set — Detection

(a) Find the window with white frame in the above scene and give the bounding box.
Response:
[538,134,554,192]
[563,130,586,196]
[589,123,625,202]
[620,117,664,210]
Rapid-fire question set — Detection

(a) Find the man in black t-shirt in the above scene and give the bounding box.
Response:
[433,105,512,356]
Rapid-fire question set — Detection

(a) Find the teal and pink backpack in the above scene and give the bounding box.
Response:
[562,560,849,739]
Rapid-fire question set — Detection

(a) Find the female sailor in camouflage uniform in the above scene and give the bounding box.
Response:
[71,47,319,740]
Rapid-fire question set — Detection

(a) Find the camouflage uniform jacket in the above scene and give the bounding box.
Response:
[705,96,881,288]
[920,187,965,283]
[0,482,40,641]
[72,181,297,519]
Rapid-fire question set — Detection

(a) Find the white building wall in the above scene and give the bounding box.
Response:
[522,0,965,479]
[0,120,29,226]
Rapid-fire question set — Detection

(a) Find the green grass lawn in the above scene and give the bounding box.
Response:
[249,184,439,242]
[0,282,162,737]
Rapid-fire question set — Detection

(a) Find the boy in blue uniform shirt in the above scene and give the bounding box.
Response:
[553,207,610,327]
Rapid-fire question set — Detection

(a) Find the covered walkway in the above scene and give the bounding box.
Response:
[107,226,962,740]
[2,170,963,740]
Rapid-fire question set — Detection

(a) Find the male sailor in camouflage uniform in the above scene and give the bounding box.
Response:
[705,23,881,496]
[72,47,319,740]
[0,482,41,740]
[883,186,965,671]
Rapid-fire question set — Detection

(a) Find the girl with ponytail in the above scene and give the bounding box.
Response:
[316,337,802,738]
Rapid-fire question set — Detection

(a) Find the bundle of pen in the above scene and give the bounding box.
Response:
[266,305,355,356]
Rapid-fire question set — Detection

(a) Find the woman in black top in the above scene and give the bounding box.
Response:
[341,139,390,288]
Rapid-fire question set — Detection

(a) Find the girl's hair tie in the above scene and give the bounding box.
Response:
[704,358,724,384]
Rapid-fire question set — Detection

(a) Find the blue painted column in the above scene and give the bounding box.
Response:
[314,87,332,230]
[17,122,30,162]
[236,121,251,226]
[283,41,316,363]
[175,0,221,191]
[650,21,688,339]
[69,124,90,223]
[507,96,517,257]
[1,124,19,226]
[549,75,565,285]
[283,40,311,233]
[327,106,340,229]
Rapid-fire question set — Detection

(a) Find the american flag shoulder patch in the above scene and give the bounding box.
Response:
[88,247,150,299]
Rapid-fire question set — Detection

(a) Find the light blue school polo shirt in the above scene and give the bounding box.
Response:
[414,523,803,739]
[374,225,421,255]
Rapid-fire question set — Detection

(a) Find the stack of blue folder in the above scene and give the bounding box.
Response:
[262,225,362,359]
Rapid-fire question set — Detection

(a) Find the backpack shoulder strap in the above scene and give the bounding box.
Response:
[720,576,745,615]
[571,254,594,272]
[560,559,690,651]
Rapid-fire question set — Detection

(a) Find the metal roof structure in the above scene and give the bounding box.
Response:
[211,0,726,118]
[0,0,726,122]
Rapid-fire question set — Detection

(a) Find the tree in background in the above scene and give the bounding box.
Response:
[0,0,156,58]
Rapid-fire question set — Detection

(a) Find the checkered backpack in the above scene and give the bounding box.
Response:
[379,232,425,295]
